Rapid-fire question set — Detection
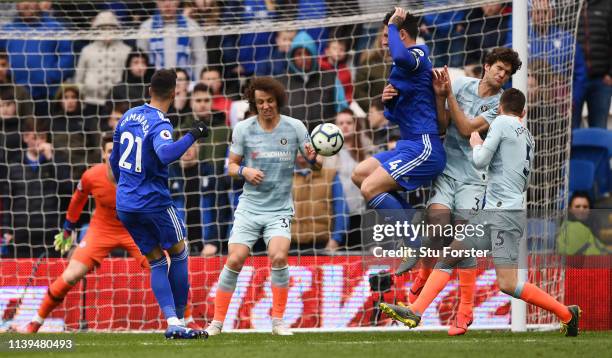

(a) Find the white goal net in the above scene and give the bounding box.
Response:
[0,0,582,332]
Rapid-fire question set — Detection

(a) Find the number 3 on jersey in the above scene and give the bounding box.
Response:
[119,132,143,173]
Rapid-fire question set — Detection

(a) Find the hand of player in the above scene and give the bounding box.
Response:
[469,131,483,148]
[189,119,209,140]
[432,67,451,97]
[382,84,398,103]
[242,167,265,186]
[304,143,318,163]
[53,230,74,255]
[389,7,407,27]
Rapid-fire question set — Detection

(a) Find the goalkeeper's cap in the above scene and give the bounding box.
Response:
[92,11,120,29]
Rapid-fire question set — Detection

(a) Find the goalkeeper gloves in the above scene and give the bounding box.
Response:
[189,119,209,140]
[54,220,76,255]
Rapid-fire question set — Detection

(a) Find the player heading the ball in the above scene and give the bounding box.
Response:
[351,7,446,248]
[110,69,209,340]
[205,77,321,337]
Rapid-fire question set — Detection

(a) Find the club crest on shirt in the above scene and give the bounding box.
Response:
[280,138,288,145]
[480,104,490,113]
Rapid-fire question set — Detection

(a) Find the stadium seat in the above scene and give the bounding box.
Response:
[568,159,596,200]
[571,128,612,196]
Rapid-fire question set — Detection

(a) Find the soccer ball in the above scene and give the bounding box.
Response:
[310,123,344,157]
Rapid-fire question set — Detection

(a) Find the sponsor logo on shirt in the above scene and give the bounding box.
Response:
[251,151,292,160]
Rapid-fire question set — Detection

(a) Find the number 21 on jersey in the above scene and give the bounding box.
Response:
[119,132,143,173]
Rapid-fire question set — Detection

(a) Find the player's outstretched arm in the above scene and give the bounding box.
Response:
[432,68,451,133]
[387,8,421,71]
[54,178,91,254]
[444,67,490,137]
[154,120,208,165]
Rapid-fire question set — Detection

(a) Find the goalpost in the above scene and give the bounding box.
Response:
[0,0,583,332]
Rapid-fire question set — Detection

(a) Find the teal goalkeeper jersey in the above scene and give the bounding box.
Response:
[472,114,535,210]
[443,76,502,184]
[230,115,311,213]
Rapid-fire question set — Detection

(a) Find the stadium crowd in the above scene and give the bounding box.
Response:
[0,0,610,258]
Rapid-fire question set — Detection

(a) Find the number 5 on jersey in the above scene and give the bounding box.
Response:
[119,132,143,173]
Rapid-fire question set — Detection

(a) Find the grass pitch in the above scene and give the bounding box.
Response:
[2,331,611,358]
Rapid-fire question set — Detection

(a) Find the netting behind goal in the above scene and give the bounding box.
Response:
[0,0,582,332]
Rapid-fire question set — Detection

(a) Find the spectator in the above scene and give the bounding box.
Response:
[104,101,129,131]
[221,0,275,78]
[255,30,296,76]
[109,52,154,107]
[576,0,611,129]
[183,0,223,66]
[296,0,328,53]
[50,84,90,180]
[324,109,370,249]
[0,1,74,102]
[0,52,33,117]
[463,4,511,66]
[75,11,131,117]
[354,30,391,112]
[556,192,608,255]
[368,98,399,153]
[169,144,231,256]
[292,153,349,252]
[228,78,253,128]
[420,10,466,67]
[168,67,191,124]
[1,118,71,258]
[137,0,207,80]
[319,38,353,102]
[199,67,231,121]
[277,31,346,130]
[179,83,229,174]
[0,89,22,161]
[526,60,565,209]
[529,0,587,128]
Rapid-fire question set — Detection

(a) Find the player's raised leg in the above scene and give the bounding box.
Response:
[381,238,470,328]
[351,156,382,189]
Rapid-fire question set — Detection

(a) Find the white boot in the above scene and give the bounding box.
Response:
[205,320,223,336]
[271,318,293,336]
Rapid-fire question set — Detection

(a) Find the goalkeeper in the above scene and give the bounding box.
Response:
[17,134,200,333]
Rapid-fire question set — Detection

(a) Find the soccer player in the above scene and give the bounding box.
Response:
[205,77,319,336]
[380,89,581,337]
[396,47,522,336]
[110,69,209,339]
[351,7,446,248]
[18,133,202,333]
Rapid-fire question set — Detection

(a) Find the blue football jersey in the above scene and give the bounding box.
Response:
[113,103,175,212]
[384,24,439,138]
